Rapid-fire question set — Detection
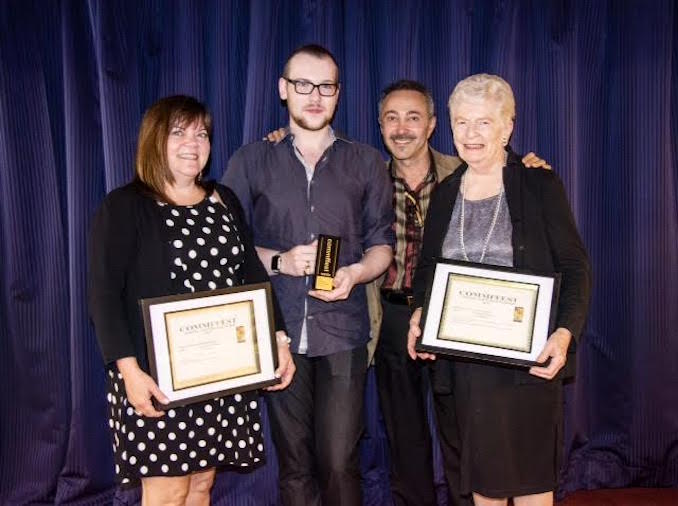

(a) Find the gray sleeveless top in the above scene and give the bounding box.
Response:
[441,189,513,267]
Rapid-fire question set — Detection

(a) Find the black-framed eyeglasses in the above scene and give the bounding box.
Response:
[283,77,339,97]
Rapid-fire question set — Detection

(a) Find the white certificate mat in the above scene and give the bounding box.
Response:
[141,283,279,408]
[417,261,559,367]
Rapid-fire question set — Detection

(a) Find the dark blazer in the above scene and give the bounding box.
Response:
[413,149,592,378]
[88,180,285,369]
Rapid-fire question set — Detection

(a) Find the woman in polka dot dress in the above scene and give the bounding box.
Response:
[89,96,295,505]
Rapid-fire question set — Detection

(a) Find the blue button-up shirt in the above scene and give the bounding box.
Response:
[223,132,394,356]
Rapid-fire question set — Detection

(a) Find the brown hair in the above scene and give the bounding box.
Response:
[282,44,339,81]
[135,95,212,203]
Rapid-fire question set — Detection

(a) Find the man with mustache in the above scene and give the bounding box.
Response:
[223,45,394,506]
[375,80,548,506]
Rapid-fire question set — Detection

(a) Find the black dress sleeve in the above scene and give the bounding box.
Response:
[540,173,592,340]
[215,184,287,334]
[87,187,139,364]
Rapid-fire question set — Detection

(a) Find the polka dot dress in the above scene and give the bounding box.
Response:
[106,194,265,486]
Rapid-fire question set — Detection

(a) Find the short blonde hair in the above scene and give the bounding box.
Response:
[448,74,515,122]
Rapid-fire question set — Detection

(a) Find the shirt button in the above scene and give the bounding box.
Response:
[307,315,314,320]
[310,205,315,212]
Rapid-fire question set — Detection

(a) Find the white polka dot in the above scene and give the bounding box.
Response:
[204,404,213,413]
[149,453,157,462]
[200,260,208,268]
[109,419,114,428]
[221,420,228,427]
[182,463,189,472]
[222,215,230,222]
[166,219,174,226]
[218,453,225,461]
[196,417,204,426]
[157,420,166,428]
[225,440,233,448]
[210,247,218,256]
[187,218,195,225]
[188,409,193,417]
[217,236,226,244]
[168,432,176,440]
[121,424,126,433]
[184,279,194,290]
[190,209,199,216]
[170,453,178,461]
[182,228,190,236]
[226,278,233,286]
[231,246,240,255]
[173,240,183,248]
[174,258,182,266]
[140,465,148,475]
[208,281,217,289]
[170,272,176,279]
[188,250,197,259]
[208,427,216,436]
[253,423,260,431]
[200,459,207,467]
[249,400,258,409]
[217,434,223,442]
[161,464,169,473]
[237,417,244,425]
[222,224,231,232]
[212,269,221,277]
[206,216,215,224]
[190,450,197,458]
[232,428,238,437]
[188,430,195,438]
[198,440,207,447]
[158,443,167,451]
[207,206,215,213]
[228,406,235,414]
[171,209,180,217]
[126,407,134,416]
[197,237,206,245]
[220,258,227,265]
[115,464,120,474]
[202,227,211,234]
[127,432,135,441]
[178,421,187,430]
[192,272,202,281]
[147,430,155,440]
[136,419,145,428]
[137,442,146,451]
[209,448,217,455]
[182,264,188,271]
[129,455,137,465]
[179,442,187,450]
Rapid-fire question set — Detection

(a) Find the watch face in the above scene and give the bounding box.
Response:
[271,255,281,272]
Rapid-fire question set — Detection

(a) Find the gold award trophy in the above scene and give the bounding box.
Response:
[314,234,341,290]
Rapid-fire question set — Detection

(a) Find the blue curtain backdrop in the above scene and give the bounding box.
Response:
[1,0,677,504]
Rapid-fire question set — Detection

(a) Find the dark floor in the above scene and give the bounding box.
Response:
[556,488,678,506]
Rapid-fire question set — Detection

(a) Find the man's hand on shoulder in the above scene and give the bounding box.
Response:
[522,152,552,170]
[263,127,287,144]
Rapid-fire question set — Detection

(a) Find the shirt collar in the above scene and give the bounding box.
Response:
[389,148,437,185]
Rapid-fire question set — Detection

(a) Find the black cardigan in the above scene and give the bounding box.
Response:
[88,180,285,369]
[413,150,592,377]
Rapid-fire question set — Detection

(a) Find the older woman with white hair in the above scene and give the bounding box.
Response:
[407,74,591,506]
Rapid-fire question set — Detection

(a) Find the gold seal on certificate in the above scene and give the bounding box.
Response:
[314,234,341,291]
[416,260,560,367]
[140,283,280,409]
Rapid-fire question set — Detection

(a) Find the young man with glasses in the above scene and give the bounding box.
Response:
[223,45,394,506]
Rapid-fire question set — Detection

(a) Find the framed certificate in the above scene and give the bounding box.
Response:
[140,282,280,409]
[416,260,560,367]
